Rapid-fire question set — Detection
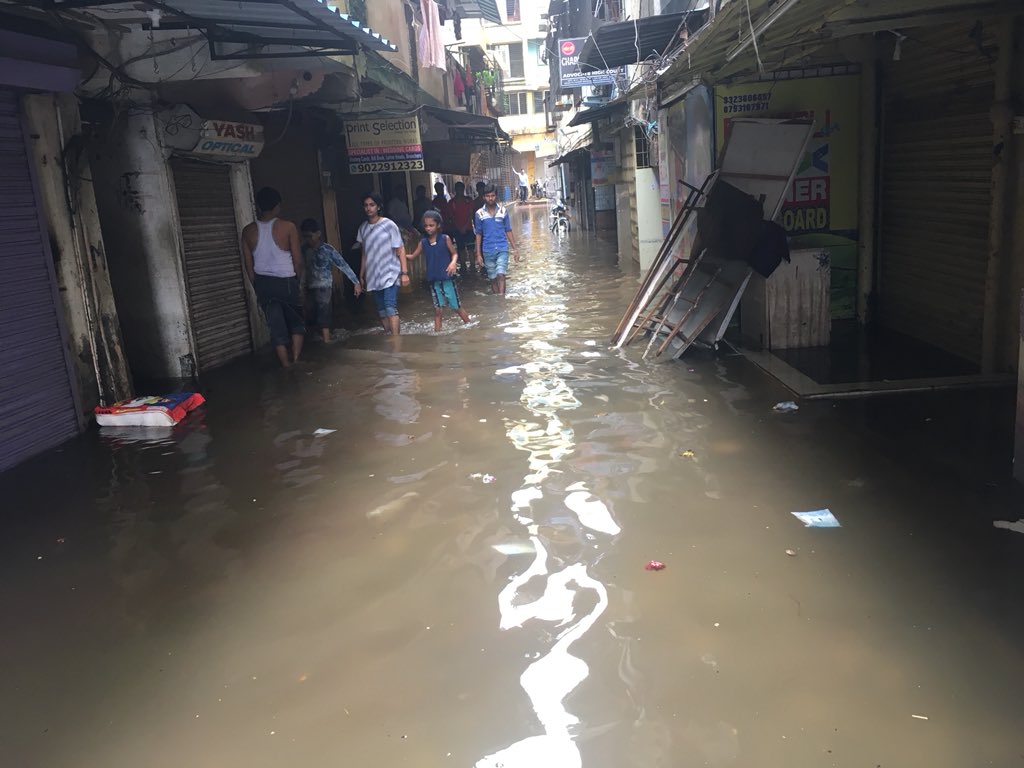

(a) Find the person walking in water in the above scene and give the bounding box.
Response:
[448,181,476,275]
[300,218,362,343]
[474,184,520,296]
[241,187,305,368]
[407,210,471,332]
[515,168,529,202]
[357,193,409,336]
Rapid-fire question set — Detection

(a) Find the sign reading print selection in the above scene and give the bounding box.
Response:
[345,116,425,174]
[558,38,623,88]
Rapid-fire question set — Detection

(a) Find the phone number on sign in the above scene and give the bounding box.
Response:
[349,160,425,173]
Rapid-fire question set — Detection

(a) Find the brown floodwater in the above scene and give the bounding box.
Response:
[1,205,1023,767]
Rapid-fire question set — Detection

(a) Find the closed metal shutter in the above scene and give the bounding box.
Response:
[171,158,252,372]
[879,21,996,363]
[0,90,81,471]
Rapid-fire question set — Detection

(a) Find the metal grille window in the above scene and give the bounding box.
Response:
[533,90,547,114]
[506,0,520,21]
[635,125,651,168]
[506,92,529,115]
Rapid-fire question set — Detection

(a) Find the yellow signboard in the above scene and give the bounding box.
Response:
[345,116,424,174]
[715,75,860,318]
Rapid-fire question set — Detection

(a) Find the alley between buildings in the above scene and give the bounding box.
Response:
[1,207,1022,767]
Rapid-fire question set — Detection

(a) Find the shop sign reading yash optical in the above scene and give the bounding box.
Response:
[193,120,264,159]
[345,116,425,174]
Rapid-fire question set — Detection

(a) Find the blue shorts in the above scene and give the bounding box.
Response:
[372,283,399,317]
[483,251,509,279]
[430,279,461,309]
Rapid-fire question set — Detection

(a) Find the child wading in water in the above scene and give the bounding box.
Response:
[408,211,471,332]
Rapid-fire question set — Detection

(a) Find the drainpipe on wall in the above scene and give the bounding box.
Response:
[981,22,1014,374]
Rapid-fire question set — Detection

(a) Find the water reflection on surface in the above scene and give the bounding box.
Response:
[0,206,1023,767]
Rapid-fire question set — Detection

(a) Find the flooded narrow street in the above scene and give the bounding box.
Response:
[2,205,1022,768]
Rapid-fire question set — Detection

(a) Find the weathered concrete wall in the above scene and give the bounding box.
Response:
[1016,291,1024,484]
[368,4,414,78]
[91,108,195,380]
[22,92,133,410]
[228,161,269,350]
[998,17,1024,372]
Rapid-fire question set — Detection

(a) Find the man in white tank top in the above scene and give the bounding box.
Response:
[241,187,305,368]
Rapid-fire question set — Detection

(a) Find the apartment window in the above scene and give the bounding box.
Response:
[635,125,651,168]
[488,43,525,79]
[533,90,548,114]
[528,39,544,66]
[505,0,520,22]
[506,92,529,115]
[347,0,367,24]
[507,43,525,79]
[596,0,623,21]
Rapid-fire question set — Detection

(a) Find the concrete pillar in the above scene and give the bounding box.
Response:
[636,167,662,271]
[981,22,1015,374]
[90,108,195,380]
[857,46,878,325]
[22,92,133,410]
[228,161,269,349]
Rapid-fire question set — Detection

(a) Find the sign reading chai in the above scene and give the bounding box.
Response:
[345,116,425,174]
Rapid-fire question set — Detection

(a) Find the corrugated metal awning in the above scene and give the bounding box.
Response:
[567,99,627,127]
[422,105,511,144]
[548,124,593,166]
[656,0,1012,91]
[577,10,708,70]
[29,0,396,58]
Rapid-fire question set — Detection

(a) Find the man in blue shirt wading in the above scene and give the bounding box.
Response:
[473,185,520,296]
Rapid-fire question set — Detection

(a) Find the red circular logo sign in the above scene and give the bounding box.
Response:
[560,40,576,56]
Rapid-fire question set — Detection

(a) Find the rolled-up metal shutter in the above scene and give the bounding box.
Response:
[171,158,252,372]
[879,21,996,363]
[0,90,81,470]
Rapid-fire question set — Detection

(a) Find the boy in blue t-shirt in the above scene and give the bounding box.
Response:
[473,184,520,296]
[408,211,471,332]
[300,218,362,342]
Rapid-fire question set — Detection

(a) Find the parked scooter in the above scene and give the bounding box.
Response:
[550,199,570,236]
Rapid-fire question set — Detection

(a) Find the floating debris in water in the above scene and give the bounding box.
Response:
[911,714,930,721]
[792,509,841,528]
[312,428,336,437]
[645,560,666,571]
[773,401,799,412]
[785,548,797,557]
[993,519,1024,534]
[492,542,535,555]
[482,474,496,484]
[680,450,696,459]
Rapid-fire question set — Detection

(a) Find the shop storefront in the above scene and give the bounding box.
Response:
[0,89,82,470]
